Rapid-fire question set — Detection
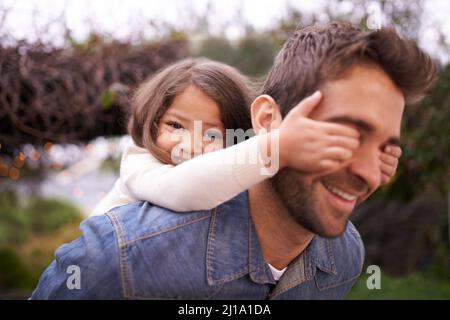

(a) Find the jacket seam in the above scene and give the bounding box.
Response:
[206,208,248,285]
[315,271,362,291]
[347,222,366,274]
[106,211,134,299]
[206,283,226,299]
[125,214,211,246]
[325,240,337,274]
[248,219,268,283]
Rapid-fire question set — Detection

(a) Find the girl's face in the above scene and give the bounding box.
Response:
[156,85,225,164]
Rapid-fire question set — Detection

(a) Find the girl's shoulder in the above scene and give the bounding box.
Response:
[120,139,163,176]
[123,139,149,155]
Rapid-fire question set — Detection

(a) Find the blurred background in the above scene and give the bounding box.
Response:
[0,0,449,299]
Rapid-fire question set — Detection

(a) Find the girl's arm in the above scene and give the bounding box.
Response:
[120,134,277,212]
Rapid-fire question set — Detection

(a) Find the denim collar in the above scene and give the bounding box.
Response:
[206,191,337,288]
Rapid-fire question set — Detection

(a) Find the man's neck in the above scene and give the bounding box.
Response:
[248,181,314,270]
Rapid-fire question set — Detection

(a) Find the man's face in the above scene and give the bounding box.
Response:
[271,63,405,238]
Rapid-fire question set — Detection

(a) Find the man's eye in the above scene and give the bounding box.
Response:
[166,121,184,130]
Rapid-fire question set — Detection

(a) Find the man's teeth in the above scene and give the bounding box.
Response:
[323,183,357,201]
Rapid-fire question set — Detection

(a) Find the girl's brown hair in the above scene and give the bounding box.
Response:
[128,58,254,164]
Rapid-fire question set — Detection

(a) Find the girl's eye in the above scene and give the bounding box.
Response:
[166,121,184,130]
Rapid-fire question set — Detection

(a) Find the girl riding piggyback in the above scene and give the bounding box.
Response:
[91,58,400,216]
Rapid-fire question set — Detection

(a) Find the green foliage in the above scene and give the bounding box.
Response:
[100,156,120,173]
[0,189,82,291]
[429,244,450,280]
[169,30,188,42]
[70,33,107,53]
[385,65,450,200]
[195,37,236,67]
[0,190,81,245]
[0,249,36,289]
[100,89,114,111]
[348,271,450,300]
[26,197,81,235]
[235,36,277,77]
[0,191,31,247]
[194,35,277,77]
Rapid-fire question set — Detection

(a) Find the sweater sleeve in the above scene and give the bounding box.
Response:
[121,134,278,212]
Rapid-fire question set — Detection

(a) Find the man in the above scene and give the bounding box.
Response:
[31,22,436,299]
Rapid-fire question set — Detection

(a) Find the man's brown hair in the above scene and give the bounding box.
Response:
[128,58,253,164]
[263,22,437,116]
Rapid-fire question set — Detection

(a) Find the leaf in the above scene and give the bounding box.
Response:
[100,89,114,111]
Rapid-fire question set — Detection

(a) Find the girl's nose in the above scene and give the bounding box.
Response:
[178,129,203,157]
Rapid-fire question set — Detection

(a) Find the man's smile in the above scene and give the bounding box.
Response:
[316,175,369,215]
[322,181,358,201]
[316,180,356,214]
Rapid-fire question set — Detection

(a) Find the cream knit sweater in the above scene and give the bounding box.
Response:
[90,135,277,216]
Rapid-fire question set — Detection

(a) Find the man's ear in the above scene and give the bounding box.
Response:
[251,95,283,134]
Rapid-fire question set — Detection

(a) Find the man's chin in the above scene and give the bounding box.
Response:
[292,203,350,238]
[271,168,356,239]
[310,218,349,239]
[308,179,355,238]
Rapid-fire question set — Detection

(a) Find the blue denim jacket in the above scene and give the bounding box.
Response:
[31,192,365,300]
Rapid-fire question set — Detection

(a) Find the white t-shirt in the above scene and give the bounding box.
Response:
[268,263,287,281]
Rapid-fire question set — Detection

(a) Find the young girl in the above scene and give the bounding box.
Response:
[91,58,401,216]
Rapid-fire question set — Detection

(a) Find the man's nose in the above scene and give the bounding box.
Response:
[347,147,382,191]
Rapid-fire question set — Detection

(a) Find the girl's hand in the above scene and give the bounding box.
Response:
[380,145,402,185]
[278,91,361,173]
